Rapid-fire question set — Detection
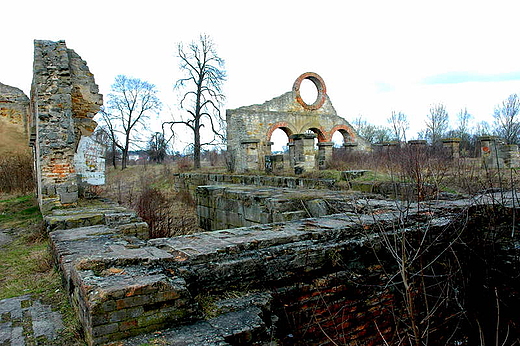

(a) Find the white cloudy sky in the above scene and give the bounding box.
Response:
[2,0,520,146]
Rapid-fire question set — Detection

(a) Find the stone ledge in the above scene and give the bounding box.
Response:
[48,192,520,345]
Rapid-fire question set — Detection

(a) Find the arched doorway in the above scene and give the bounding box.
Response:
[332,131,345,148]
[270,128,290,154]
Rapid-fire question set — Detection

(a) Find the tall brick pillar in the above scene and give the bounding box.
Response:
[291,134,316,174]
[317,142,333,170]
[240,138,261,172]
[479,136,500,168]
[441,138,461,159]
[502,144,520,168]
[31,40,102,212]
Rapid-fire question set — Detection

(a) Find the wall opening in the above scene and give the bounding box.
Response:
[299,78,319,106]
[332,130,345,148]
[270,128,289,153]
[305,129,319,150]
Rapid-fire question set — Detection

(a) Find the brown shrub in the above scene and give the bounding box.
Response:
[0,153,35,194]
[176,157,194,172]
[133,187,200,239]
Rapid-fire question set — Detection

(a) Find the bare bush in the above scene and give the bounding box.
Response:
[132,185,200,239]
[0,153,35,194]
[176,156,194,172]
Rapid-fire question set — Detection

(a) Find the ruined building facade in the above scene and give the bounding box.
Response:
[226,72,369,173]
[0,82,30,154]
[30,40,103,212]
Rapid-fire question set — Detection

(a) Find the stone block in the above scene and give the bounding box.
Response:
[91,322,119,337]
[198,205,210,219]
[108,306,144,323]
[116,222,149,239]
[59,191,78,204]
[305,200,329,217]
[116,295,151,309]
[154,290,181,303]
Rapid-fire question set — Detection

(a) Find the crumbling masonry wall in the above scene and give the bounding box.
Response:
[196,185,362,231]
[0,82,29,134]
[226,72,369,173]
[30,40,103,212]
[47,191,520,345]
[0,82,31,154]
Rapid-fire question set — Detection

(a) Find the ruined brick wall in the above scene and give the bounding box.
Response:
[0,82,30,153]
[226,72,369,173]
[196,185,360,231]
[47,189,520,345]
[0,82,29,128]
[31,40,102,212]
[274,270,397,345]
[175,172,338,199]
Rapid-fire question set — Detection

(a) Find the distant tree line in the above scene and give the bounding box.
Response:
[95,31,520,168]
[353,93,520,156]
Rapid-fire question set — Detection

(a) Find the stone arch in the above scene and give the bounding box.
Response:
[266,122,296,142]
[305,127,327,142]
[326,125,356,143]
[227,72,368,173]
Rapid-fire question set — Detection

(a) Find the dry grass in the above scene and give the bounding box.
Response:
[101,163,202,237]
[0,194,85,345]
[0,153,35,194]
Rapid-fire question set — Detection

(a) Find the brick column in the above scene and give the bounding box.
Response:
[317,142,333,170]
[291,134,316,174]
[240,138,261,172]
[501,144,520,168]
[441,138,461,159]
[479,136,500,168]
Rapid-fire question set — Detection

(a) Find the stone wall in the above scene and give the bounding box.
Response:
[48,197,408,345]
[0,82,30,154]
[196,184,378,231]
[175,172,338,199]
[0,82,29,129]
[226,72,369,173]
[47,192,520,345]
[480,136,520,168]
[30,40,103,212]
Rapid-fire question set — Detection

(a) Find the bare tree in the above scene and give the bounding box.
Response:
[99,107,123,168]
[388,110,409,142]
[455,107,472,138]
[443,108,474,155]
[163,34,226,169]
[493,93,520,144]
[147,132,168,163]
[424,103,449,144]
[353,116,393,144]
[475,120,492,136]
[100,75,162,169]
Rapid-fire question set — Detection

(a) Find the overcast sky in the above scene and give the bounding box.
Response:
[2,0,520,148]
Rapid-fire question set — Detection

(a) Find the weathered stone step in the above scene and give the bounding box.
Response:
[116,292,272,346]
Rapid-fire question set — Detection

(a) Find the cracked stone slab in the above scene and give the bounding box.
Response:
[0,295,64,345]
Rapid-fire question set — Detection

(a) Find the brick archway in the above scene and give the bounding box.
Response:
[326,125,356,143]
[266,122,296,142]
[306,127,327,142]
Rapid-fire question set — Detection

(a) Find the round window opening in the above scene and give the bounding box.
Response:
[300,78,319,106]
[293,72,327,110]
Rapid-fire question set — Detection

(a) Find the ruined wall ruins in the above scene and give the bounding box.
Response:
[0,82,30,153]
[30,40,103,211]
[480,135,520,168]
[226,72,369,173]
